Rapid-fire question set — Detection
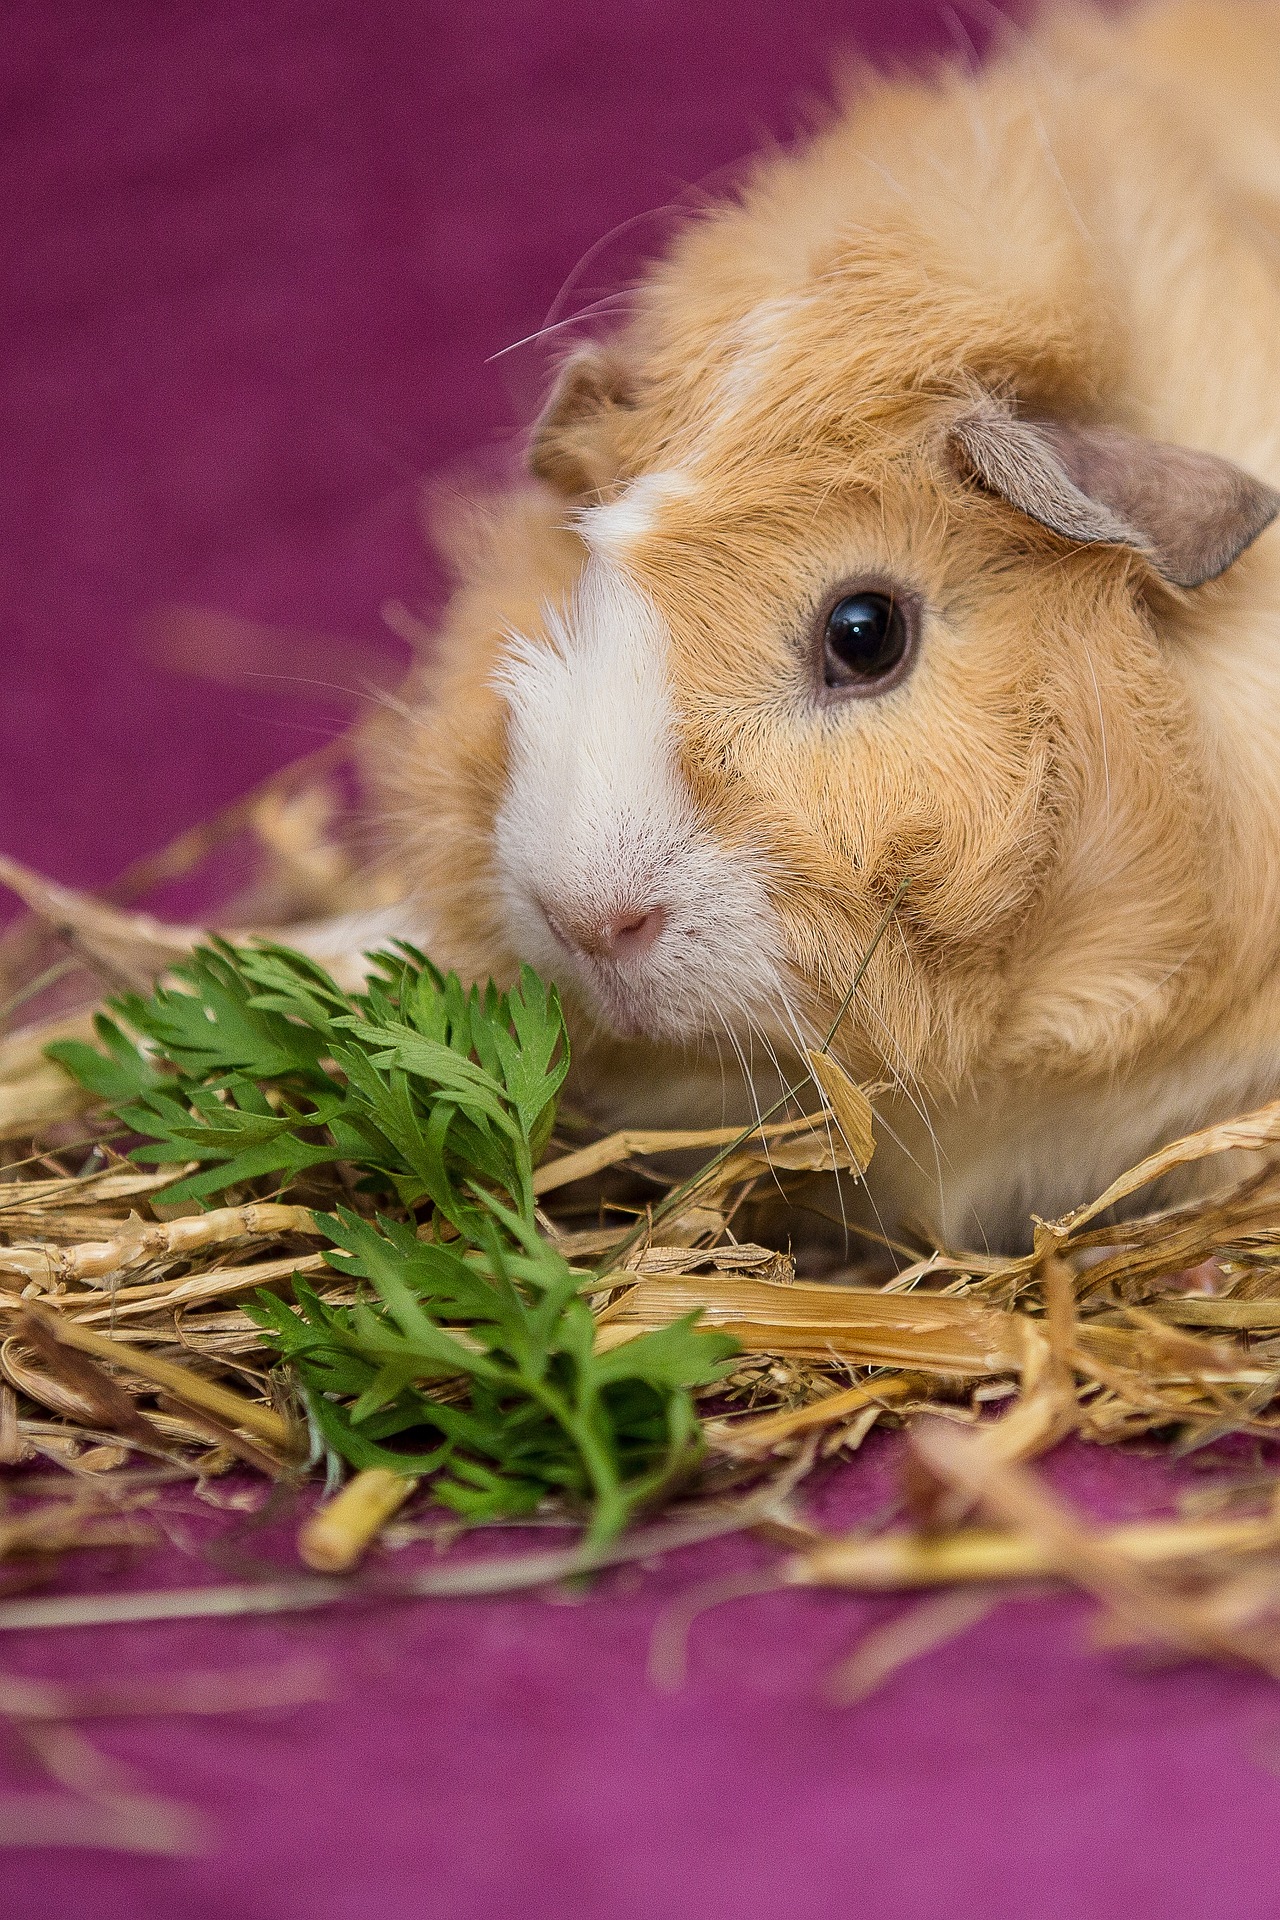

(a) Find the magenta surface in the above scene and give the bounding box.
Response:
[4,4,1280,1914]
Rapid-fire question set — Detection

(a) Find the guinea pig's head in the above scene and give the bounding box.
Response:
[395,148,1280,1102]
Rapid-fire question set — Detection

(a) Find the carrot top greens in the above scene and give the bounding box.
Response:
[49,941,737,1543]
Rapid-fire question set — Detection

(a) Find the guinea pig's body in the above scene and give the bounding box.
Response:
[387,1,1280,1254]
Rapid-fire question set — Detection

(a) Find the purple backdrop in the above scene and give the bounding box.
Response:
[4,3,1280,1915]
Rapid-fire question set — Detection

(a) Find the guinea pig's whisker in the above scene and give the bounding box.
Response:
[853,996,951,1220]
[708,988,803,1194]
[720,1014,760,1119]
[747,1015,788,1100]
[486,292,639,363]
[774,975,911,1266]
[1080,642,1113,819]
[705,1028,733,1128]
[941,3,985,79]
[1116,940,1201,1018]
[742,1013,796,1195]
[536,195,691,334]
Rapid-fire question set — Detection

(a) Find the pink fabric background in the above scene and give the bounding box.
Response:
[5,3,1280,1914]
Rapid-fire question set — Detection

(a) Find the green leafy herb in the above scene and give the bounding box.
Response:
[48,939,568,1216]
[49,939,737,1541]
[248,1205,736,1542]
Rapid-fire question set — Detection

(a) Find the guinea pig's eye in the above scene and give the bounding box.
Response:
[821,590,913,693]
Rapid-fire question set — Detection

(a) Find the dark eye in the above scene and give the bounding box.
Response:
[822,591,912,691]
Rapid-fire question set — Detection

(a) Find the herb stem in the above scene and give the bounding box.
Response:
[519,1370,625,1544]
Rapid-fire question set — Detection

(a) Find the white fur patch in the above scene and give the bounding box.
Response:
[491,558,785,1042]
[718,294,803,406]
[578,470,693,558]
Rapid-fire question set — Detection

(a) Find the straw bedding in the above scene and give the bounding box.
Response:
[6,727,1280,1680]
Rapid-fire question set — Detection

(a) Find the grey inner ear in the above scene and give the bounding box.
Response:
[949,400,1280,589]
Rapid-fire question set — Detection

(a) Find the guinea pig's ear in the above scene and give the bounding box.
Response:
[528,345,636,501]
[948,397,1280,588]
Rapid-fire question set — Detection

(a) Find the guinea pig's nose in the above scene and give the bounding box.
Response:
[540,899,668,963]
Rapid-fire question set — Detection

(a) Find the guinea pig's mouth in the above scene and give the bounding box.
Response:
[495,862,795,1055]
[568,973,661,1044]
[527,896,700,1044]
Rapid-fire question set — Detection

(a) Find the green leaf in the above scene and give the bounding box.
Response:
[590,1316,741,1390]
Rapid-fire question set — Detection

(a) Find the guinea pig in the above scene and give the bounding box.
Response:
[384,0,1280,1255]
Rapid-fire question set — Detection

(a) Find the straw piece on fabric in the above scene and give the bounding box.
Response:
[602,1276,1024,1374]
[17,1308,168,1447]
[824,1587,1002,1704]
[803,1049,875,1172]
[790,1511,1280,1590]
[907,1416,1280,1673]
[0,1064,96,1142]
[0,851,215,988]
[298,1469,418,1572]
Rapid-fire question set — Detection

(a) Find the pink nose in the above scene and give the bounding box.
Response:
[541,900,668,962]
